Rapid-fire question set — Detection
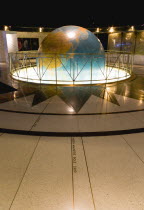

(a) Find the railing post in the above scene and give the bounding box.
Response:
[9,53,12,75]
[38,55,40,84]
[126,53,129,77]
[55,54,57,85]
[131,53,134,76]
[91,56,93,84]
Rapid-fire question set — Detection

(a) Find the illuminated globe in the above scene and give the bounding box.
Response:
[11,26,131,85]
[38,25,105,84]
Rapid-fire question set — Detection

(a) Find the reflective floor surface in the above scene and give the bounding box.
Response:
[0,63,144,209]
[0,64,144,134]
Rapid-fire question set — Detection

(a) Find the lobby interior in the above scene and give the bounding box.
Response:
[0,25,144,210]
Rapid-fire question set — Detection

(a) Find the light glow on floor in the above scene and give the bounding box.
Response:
[12,66,131,85]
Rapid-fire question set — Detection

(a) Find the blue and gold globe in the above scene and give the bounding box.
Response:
[11,26,131,84]
[38,25,105,84]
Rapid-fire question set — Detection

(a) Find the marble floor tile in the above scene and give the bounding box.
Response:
[43,95,76,114]
[114,94,144,111]
[0,111,38,130]
[0,95,34,112]
[82,135,144,210]
[0,134,40,210]
[10,137,73,210]
[102,112,144,131]
[0,95,53,114]
[129,111,144,123]
[78,115,110,132]
[79,95,120,114]
[32,115,79,132]
[70,137,95,210]
[78,112,144,132]
[122,133,144,162]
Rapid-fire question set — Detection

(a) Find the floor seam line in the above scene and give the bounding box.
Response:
[8,136,41,210]
[71,137,75,210]
[29,97,53,131]
[121,135,144,166]
[81,137,96,210]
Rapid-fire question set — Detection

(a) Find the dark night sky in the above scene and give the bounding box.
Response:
[0,21,142,29]
[0,8,143,29]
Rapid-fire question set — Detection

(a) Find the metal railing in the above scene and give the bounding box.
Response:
[9,51,133,85]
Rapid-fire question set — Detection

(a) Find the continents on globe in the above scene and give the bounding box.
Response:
[37,25,105,79]
[38,32,73,70]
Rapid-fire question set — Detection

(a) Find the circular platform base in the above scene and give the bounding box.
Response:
[12,66,131,85]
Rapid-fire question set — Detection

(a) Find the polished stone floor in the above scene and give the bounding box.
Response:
[0,63,144,209]
[0,64,144,134]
